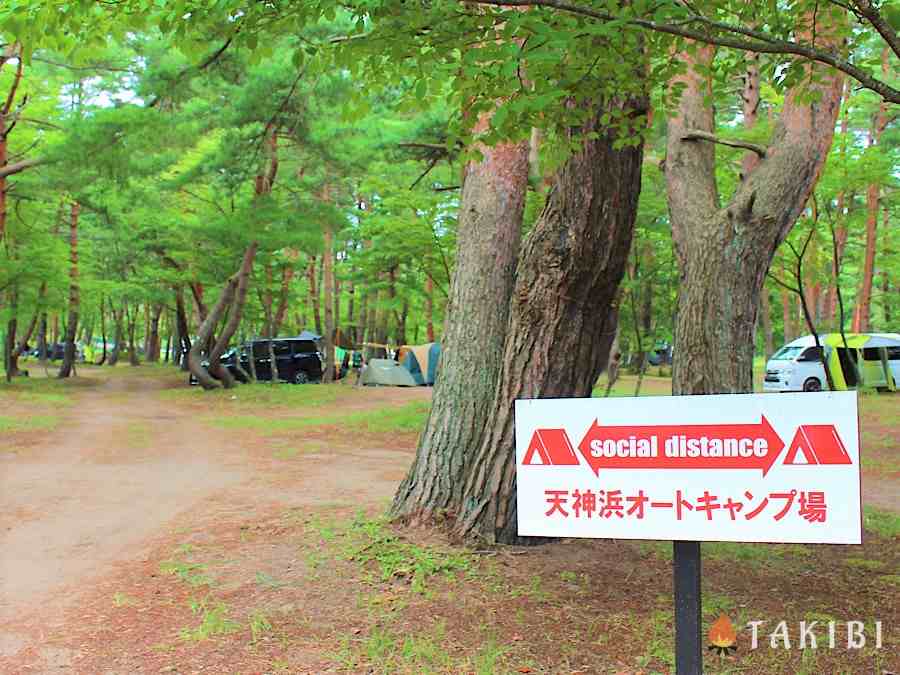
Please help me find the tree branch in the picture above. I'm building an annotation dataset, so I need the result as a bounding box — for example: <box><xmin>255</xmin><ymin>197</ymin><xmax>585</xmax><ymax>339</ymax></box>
<box><xmin>681</xmin><ymin>129</ymin><xmax>767</xmax><ymax>157</ymax></box>
<box><xmin>0</xmin><ymin>157</ymin><xmax>47</xmax><ymax>179</ymax></box>
<box><xmin>851</xmin><ymin>0</ymin><xmax>900</xmax><ymax>60</ymax></box>
<box><xmin>467</xmin><ymin>0</ymin><xmax>900</xmax><ymax>104</ymax></box>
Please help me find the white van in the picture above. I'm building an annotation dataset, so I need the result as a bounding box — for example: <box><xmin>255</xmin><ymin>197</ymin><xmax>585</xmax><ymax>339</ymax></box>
<box><xmin>763</xmin><ymin>333</ymin><xmax>900</xmax><ymax>392</ymax></box>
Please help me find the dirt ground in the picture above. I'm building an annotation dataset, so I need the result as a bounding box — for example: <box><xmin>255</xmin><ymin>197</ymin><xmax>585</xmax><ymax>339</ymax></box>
<box><xmin>0</xmin><ymin>366</ymin><xmax>897</xmax><ymax>674</ymax></box>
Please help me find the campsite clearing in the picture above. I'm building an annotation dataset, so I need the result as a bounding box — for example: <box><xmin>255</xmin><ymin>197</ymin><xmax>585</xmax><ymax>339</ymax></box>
<box><xmin>0</xmin><ymin>366</ymin><xmax>897</xmax><ymax>674</ymax></box>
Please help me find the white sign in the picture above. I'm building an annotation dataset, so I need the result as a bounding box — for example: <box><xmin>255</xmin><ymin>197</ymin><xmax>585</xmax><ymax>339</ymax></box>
<box><xmin>515</xmin><ymin>392</ymin><xmax>861</xmax><ymax>544</ymax></box>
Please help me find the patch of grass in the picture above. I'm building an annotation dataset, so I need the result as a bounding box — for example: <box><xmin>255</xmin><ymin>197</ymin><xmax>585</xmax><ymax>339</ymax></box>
<box><xmin>162</xmin><ymin>381</ymin><xmax>342</xmax><ymax>408</ymax></box>
<box><xmin>705</xmin><ymin>541</ymin><xmax>811</xmax><ymax>566</ymax></box>
<box><xmin>248</xmin><ymin>610</ymin><xmax>273</xmax><ymax>644</ymax></box>
<box><xmin>844</xmin><ymin>557</ymin><xmax>886</xmax><ymax>572</ymax></box>
<box><xmin>212</xmin><ymin>401</ymin><xmax>432</xmax><ymax>436</ymax></box>
<box><xmin>255</xmin><ymin>571</ymin><xmax>289</xmax><ymax>589</ymax></box>
<box><xmin>336</xmin><ymin>515</ymin><xmax>471</xmax><ymax>593</ymax></box>
<box><xmin>179</xmin><ymin>599</ymin><xmax>240</xmax><ymax>641</ymax></box>
<box><xmin>125</xmin><ymin>420</ymin><xmax>152</xmax><ymax>449</ymax></box>
<box><xmin>863</xmin><ymin>507</ymin><xmax>900</xmax><ymax>538</ymax></box>
<box><xmin>0</xmin><ymin>414</ymin><xmax>59</xmax><ymax>433</ymax></box>
<box><xmin>592</xmin><ymin>373</ymin><xmax>673</xmax><ymax>398</ymax></box>
<box><xmin>112</xmin><ymin>592</ymin><xmax>137</xmax><ymax>607</ymax></box>
<box><xmin>470</xmin><ymin>638</ymin><xmax>508</xmax><ymax>675</ymax></box>
<box><xmin>159</xmin><ymin>559</ymin><xmax>213</xmax><ymax>587</ymax></box>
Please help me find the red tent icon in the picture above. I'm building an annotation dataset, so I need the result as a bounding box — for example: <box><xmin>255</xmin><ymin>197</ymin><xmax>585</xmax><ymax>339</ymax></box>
<box><xmin>784</xmin><ymin>425</ymin><xmax>852</xmax><ymax>466</ymax></box>
<box><xmin>523</xmin><ymin>429</ymin><xmax>580</xmax><ymax>466</ymax></box>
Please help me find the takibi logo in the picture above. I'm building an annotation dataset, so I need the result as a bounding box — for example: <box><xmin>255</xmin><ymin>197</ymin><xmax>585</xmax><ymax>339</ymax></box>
<box><xmin>707</xmin><ymin>614</ymin><xmax>738</xmax><ymax>655</ymax></box>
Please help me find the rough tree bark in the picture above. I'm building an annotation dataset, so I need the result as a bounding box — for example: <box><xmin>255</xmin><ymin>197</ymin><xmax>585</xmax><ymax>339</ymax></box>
<box><xmin>391</xmin><ymin>109</ymin><xmax>531</xmax><ymax>522</ymax></box>
<box><xmin>454</xmin><ymin>94</ymin><xmax>645</xmax><ymax>544</ymax></box>
<box><xmin>58</xmin><ymin>203</ymin><xmax>80</xmax><ymax>378</ymax></box>
<box><xmin>665</xmin><ymin>34</ymin><xmax>843</xmax><ymax>395</ymax></box>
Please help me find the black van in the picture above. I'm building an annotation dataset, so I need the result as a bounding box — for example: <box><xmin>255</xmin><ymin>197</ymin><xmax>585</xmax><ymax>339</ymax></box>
<box><xmin>190</xmin><ymin>333</ymin><xmax>323</xmax><ymax>385</ymax></box>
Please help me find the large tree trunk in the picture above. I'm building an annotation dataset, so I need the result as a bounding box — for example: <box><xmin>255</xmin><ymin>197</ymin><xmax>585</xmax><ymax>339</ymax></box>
<box><xmin>392</xmin><ymin>113</ymin><xmax>530</xmax><ymax>522</ymax></box>
<box><xmin>665</xmin><ymin>37</ymin><xmax>843</xmax><ymax>395</ymax></box>
<box><xmin>58</xmin><ymin>203</ymin><xmax>80</xmax><ymax>378</ymax></box>
<box><xmin>322</xmin><ymin>228</ymin><xmax>336</xmax><ymax>382</ymax></box>
<box><xmin>454</xmin><ymin>94</ymin><xmax>645</xmax><ymax>544</ymax></box>
<box><xmin>208</xmin><ymin>243</ymin><xmax>258</xmax><ymax>388</ymax></box>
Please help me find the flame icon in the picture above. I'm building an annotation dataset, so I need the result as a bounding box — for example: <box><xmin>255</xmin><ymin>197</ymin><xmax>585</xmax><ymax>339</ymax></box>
<box><xmin>707</xmin><ymin>613</ymin><xmax>737</xmax><ymax>655</ymax></box>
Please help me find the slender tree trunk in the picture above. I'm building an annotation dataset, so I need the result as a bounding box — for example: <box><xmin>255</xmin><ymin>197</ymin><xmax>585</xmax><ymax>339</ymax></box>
<box><xmin>322</xmin><ymin>228</ymin><xmax>336</xmax><ymax>382</ymax></box>
<box><xmin>108</xmin><ymin>306</ymin><xmax>123</xmax><ymax>366</ymax></box>
<box><xmin>58</xmin><ymin>202</ymin><xmax>80</xmax><ymax>378</ymax></box>
<box><xmin>273</xmin><ymin>265</ymin><xmax>293</xmax><ymax>335</ymax></box>
<box><xmin>824</xmin><ymin>82</ymin><xmax>850</xmax><ymax>325</ymax></box>
<box><xmin>189</xmin><ymin>276</ymin><xmax>239</xmax><ymax>390</ymax></box>
<box><xmin>97</xmin><ymin>296</ymin><xmax>108</xmax><ymax>365</ymax></box>
<box><xmin>36</xmin><ymin>312</ymin><xmax>47</xmax><ymax>363</ymax></box>
<box><xmin>454</xmin><ymin>93</ymin><xmax>645</xmax><ymax>544</ymax></box>
<box><xmin>307</xmin><ymin>255</ymin><xmax>322</xmax><ymax>336</ymax></box>
<box><xmin>852</xmin><ymin>49</ymin><xmax>889</xmax><ymax>333</ymax></box>
<box><xmin>334</xmin><ymin>276</ymin><xmax>342</xmax><ymax>345</ymax></box>
<box><xmin>425</xmin><ymin>275</ymin><xmax>435</xmax><ymax>342</ymax></box>
<box><xmin>174</xmin><ymin>287</ymin><xmax>192</xmax><ymax>370</ymax></box>
<box><xmin>208</xmin><ymin>243</ymin><xmax>258</xmax><ymax>388</ymax></box>
<box><xmin>665</xmin><ymin>33</ymin><xmax>843</xmax><ymax>395</ymax></box>
<box><xmin>358</xmin><ymin>289</ymin><xmax>369</xmax><ymax>347</ymax></box>
<box><xmin>391</xmin><ymin>109</ymin><xmax>531</xmax><ymax>523</ymax></box>
<box><xmin>346</xmin><ymin>277</ymin><xmax>356</xmax><ymax>344</ymax></box>
<box><xmin>190</xmin><ymin>282</ymin><xmax>208</xmax><ymax>323</ymax></box>
<box><xmin>4</xmin><ymin>288</ymin><xmax>17</xmax><ymax>381</ymax></box>
<box><xmin>126</xmin><ymin>304</ymin><xmax>140</xmax><ymax>366</ymax></box>
<box><xmin>147</xmin><ymin>303</ymin><xmax>163</xmax><ymax>362</ymax></box>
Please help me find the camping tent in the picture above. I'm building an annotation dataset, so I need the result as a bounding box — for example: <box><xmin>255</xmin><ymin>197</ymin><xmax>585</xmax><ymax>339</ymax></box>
<box><xmin>398</xmin><ymin>342</ymin><xmax>441</xmax><ymax>385</ymax></box>
<box><xmin>360</xmin><ymin>358</ymin><xmax>418</xmax><ymax>386</ymax></box>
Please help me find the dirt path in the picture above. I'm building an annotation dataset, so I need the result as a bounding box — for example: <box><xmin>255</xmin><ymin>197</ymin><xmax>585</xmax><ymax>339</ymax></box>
<box><xmin>0</xmin><ymin>371</ymin><xmax>422</xmax><ymax>671</ymax></box>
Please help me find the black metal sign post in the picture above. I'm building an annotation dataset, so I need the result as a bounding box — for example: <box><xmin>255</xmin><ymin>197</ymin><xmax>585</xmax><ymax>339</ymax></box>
<box><xmin>673</xmin><ymin>540</ymin><xmax>702</xmax><ymax>674</ymax></box>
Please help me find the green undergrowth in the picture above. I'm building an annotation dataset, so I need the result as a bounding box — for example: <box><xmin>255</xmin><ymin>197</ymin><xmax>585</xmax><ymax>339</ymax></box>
<box><xmin>211</xmin><ymin>400</ymin><xmax>431</xmax><ymax>436</ymax></box>
<box><xmin>300</xmin><ymin>512</ymin><xmax>471</xmax><ymax>593</ymax></box>
<box><xmin>162</xmin><ymin>380</ymin><xmax>344</xmax><ymax>408</ymax></box>
<box><xmin>0</xmin><ymin>414</ymin><xmax>60</xmax><ymax>434</ymax></box>
<box><xmin>863</xmin><ymin>507</ymin><xmax>900</xmax><ymax>539</ymax></box>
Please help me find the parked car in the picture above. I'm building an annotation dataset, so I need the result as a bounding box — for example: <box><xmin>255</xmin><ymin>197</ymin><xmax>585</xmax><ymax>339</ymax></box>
<box><xmin>189</xmin><ymin>333</ymin><xmax>324</xmax><ymax>385</ymax></box>
<box><xmin>763</xmin><ymin>333</ymin><xmax>900</xmax><ymax>392</ymax></box>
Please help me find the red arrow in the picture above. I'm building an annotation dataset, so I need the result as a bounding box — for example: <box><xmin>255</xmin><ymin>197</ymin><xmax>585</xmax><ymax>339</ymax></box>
<box><xmin>576</xmin><ymin>416</ymin><xmax>784</xmax><ymax>476</ymax></box>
